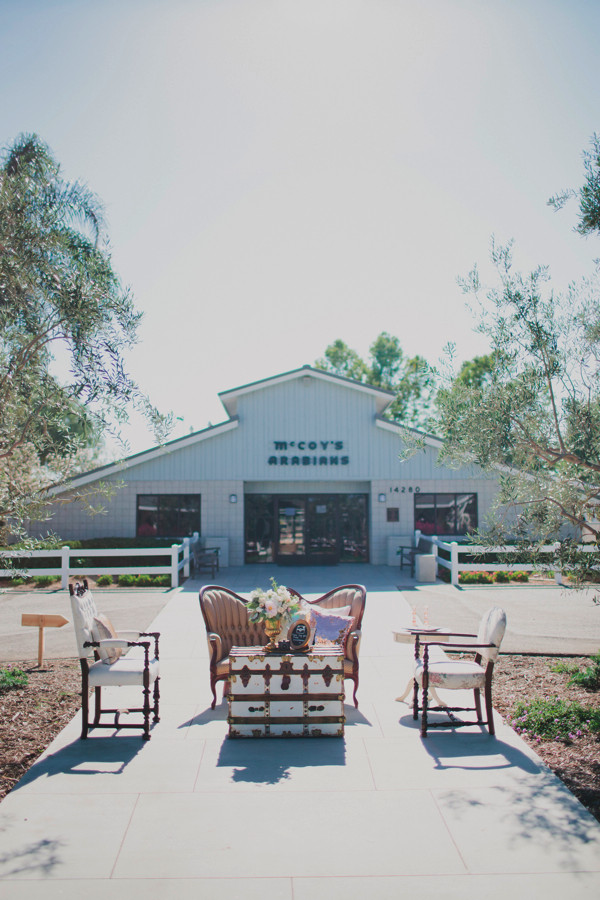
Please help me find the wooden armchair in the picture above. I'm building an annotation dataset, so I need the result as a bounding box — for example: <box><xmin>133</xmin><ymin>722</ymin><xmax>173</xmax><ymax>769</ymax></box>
<box><xmin>412</xmin><ymin>606</ymin><xmax>506</xmax><ymax>737</ymax></box>
<box><xmin>69</xmin><ymin>579</ymin><xmax>160</xmax><ymax>740</ymax></box>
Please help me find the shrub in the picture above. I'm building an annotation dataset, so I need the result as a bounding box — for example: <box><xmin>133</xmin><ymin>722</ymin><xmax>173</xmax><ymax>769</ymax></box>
<box><xmin>8</xmin><ymin>577</ymin><xmax>25</xmax><ymax>586</ymax></box>
<box><xmin>152</xmin><ymin>575</ymin><xmax>170</xmax><ymax>587</ymax></box>
<box><xmin>511</xmin><ymin>571</ymin><xmax>529</xmax><ymax>582</ymax></box>
<box><xmin>96</xmin><ymin>575</ymin><xmax>113</xmax><ymax>586</ymax></box>
<box><xmin>568</xmin><ymin>651</ymin><xmax>600</xmax><ymax>691</ymax></box>
<box><xmin>135</xmin><ymin>575</ymin><xmax>153</xmax><ymax>587</ymax></box>
<box><xmin>550</xmin><ymin>660</ymin><xmax>580</xmax><ymax>675</ymax></box>
<box><xmin>493</xmin><ymin>570</ymin><xmax>510</xmax><ymax>583</ymax></box>
<box><xmin>508</xmin><ymin>696</ymin><xmax>600</xmax><ymax>741</ymax></box>
<box><xmin>118</xmin><ymin>574</ymin><xmax>136</xmax><ymax>586</ymax></box>
<box><xmin>33</xmin><ymin>575</ymin><xmax>54</xmax><ymax>587</ymax></box>
<box><xmin>0</xmin><ymin>667</ymin><xmax>28</xmax><ymax>692</ymax></box>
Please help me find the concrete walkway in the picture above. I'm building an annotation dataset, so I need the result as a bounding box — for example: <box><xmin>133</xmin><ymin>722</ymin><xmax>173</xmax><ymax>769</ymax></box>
<box><xmin>1</xmin><ymin>565</ymin><xmax>600</xmax><ymax>897</ymax></box>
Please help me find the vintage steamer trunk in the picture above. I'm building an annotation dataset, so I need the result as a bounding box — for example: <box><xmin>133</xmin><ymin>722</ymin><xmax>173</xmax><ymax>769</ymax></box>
<box><xmin>228</xmin><ymin>646</ymin><xmax>345</xmax><ymax>737</ymax></box>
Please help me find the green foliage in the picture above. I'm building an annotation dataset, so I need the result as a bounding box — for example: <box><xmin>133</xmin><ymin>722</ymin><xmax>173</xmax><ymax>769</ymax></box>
<box><xmin>568</xmin><ymin>652</ymin><xmax>600</xmax><ymax>691</ymax></box>
<box><xmin>549</xmin><ymin>660</ymin><xmax>580</xmax><ymax>675</ymax></box>
<box><xmin>117</xmin><ymin>574</ymin><xmax>136</xmax><ymax>586</ymax></box>
<box><xmin>135</xmin><ymin>574</ymin><xmax>153</xmax><ymax>587</ymax></box>
<box><xmin>33</xmin><ymin>575</ymin><xmax>54</xmax><ymax>587</ymax></box>
<box><xmin>0</xmin><ymin>666</ymin><xmax>28</xmax><ymax>691</ymax></box>
<box><xmin>315</xmin><ymin>332</ymin><xmax>439</xmax><ymax>430</ymax></box>
<box><xmin>96</xmin><ymin>575</ymin><xmax>113</xmax><ymax>586</ymax></box>
<box><xmin>549</xmin><ymin>132</ymin><xmax>600</xmax><ymax>236</ymax></box>
<box><xmin>511</xmin><ymin>571</ymin><xmax>529</xmax><ymax>582</ymax></box>
<box><xmin>508</xmin><ymin>696</ymin><xmax>600</xmax><ymax>742</ymax></box>
<box><xmin>0</xmin><ymin>133</ymin><xmax>171</xmax><ymax>548</ymax></box>
<box><xmin>493</xmin><ymin>570</ymin><xmax>510</xmax><ymax>583</ymax></box>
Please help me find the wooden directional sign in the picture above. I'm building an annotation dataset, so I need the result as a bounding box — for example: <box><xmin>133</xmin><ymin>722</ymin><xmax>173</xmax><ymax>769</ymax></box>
<box><xmin>21</xmin><ymin>613</ymin><xmax>69</xmax><ymax>667</ymax></box>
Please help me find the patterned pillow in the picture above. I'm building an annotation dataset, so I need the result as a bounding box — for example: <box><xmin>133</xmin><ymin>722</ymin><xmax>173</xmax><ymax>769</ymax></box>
<box><xmin>92</xmin><ymin>614</ymin><xmax>122</xmax><ymax>664</ymax></box>
<box><xmin>309</xmin><ymin>605</ymin><xmax>354</xmax><ymax>650</ymax></box>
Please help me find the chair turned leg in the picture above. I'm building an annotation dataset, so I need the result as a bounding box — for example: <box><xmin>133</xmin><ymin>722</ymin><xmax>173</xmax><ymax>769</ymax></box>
<box><xmin>474</xmin><ymin>687</ymin><xmax>482</xmax><ymax>722</ymax></box>
<box><xmin>93</xmin><ymin>687</ymin><xmax>102</xmax><ymax>726</ymax></box>
<box><xmin>81</xmin><ymin>688</ymin><xmax>89</xmax><ymax>740</ymax></box>
<box><xmin>421</xmin><ymin>672</ymin><xmax>429</xmax><ymax>738</ymax></box>
<box><xmin>80</xmin><ymin>661</ymin><xmax>89</xmax><ymax>739</ymax></box>
<box><xmin>210</xmin><ymin>679</ymin><xmax>217</xmax><ymax>710</ymax></box>
<box><xmin>153</xmin><ymin>677</ymin><xmax>161</xmax><ymax>723</ymax></box>
<box><xmin>352</xmin><ymin>678</ymin><xmax>358</xmax><ymax>709</ymax></box>
<box><xmin>412</xmin><ymin>678</ymin><xmax>419</xmax><ymax>720</ymax></box>
<box><xmin>485</xmin><ymin>681</ymin><xmax>495</xmax><ymax>736</ymax></box>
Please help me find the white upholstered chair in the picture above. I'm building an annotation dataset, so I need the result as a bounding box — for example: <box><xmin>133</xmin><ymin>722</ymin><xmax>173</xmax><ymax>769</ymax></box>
<box><xmin>69</xmin><ymin>579</ymin><xmax>160</xmax><ymax>740</ymax></box>
<box><xmin>412</xmin><ymin>606</ymin><xmax>507</xmax><ymax>737</ymax></box>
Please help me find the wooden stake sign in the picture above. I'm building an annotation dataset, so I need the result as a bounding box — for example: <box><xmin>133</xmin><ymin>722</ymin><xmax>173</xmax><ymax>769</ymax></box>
<box><xmin>21</xmin><ymin>613</ymin><xmax>69</xmax><ymax>667</ymax></box>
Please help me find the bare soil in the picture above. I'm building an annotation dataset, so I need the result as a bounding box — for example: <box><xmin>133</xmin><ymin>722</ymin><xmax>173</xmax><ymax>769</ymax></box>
<box><xmin>0</xmin><ymin>655</ymin><xmax>599</xmax><ymax>823</ymax></box>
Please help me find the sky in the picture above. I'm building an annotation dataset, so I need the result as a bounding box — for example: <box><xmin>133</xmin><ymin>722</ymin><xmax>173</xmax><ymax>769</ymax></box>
<box><xmin>1</xmin><ymin>0</ymin><xmax>600</xmax><ymax>454</ymax></box>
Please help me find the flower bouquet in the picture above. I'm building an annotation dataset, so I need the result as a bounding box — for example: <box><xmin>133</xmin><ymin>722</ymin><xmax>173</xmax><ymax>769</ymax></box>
<box><xmin>248</xmin><ymin>579</ymin><xmax>301</xmax><ymax>650</ymax></box>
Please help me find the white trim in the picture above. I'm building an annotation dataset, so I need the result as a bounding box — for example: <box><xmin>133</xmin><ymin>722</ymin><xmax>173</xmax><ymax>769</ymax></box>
<box><xmin>50</xmin><ymin>418</ymin><xmax>239</xmax><ymax>493</ymax></box>
<box><xmin>219</xmin><ymin>365</ymin><xmax>395</xmax><ymax>417</ymax></box>
<box><xmin>375</xmin><ymin>415</ymin><xmax>443</xmax><ymax>449</ymax></box>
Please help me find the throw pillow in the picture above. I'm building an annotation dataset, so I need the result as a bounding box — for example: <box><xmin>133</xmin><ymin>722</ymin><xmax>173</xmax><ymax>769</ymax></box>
<box><xmin>92</xmin><ymin>614</ymin><xmax>122</xmax><ymax>664</ymax></box>
<box><xmin>309</xmin><ymin>605</ymin><xmax>354</xmax><ymax>650</ymax></box>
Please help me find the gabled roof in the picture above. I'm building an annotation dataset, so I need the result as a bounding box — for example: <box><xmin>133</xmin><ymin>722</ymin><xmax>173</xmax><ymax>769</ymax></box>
<box><xmin>219</xmin><ymin>364</ymin><xmax>396</xmax><ymax>417</ymax></box>
<box><xmin>50</xmin><ymin>417</ymin><xmax>239</xmax><ymax>492</ymax></box>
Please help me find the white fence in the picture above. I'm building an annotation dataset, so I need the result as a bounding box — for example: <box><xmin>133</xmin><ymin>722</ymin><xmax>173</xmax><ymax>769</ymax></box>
<box><xmin>1</xmin><ymin>535</ymin><xmax>200</xmax><ymax>588</ymax></box>
<box><xmin>415</xmin><ymin>530</ymin><xmax>599</xmax><ymax>587</ymax></box>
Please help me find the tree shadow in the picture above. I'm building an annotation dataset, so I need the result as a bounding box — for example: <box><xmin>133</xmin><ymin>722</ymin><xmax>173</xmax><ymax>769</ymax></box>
<box><xmin>0</xmin><ymin>818</ymin><xmax>63</xmax><ymax>878</ymax></box>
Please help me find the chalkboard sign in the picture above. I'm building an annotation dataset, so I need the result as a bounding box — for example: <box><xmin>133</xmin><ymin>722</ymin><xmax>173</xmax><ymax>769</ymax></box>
<box><xmin>287</xmin><ymin>618</ymin><xmax>311</xmax><ymax>651</ymax></box>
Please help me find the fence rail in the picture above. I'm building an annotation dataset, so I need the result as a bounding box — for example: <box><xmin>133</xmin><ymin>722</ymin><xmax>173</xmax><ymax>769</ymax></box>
<box><xmin>1</xmin><ymin>535</ymin><xmax>200</xmax><ymax>588</ymax></box>
<box><xmin>415</xmin><ymin>531</ymin><xmax>599</xmax><ymax>586</ymax></box>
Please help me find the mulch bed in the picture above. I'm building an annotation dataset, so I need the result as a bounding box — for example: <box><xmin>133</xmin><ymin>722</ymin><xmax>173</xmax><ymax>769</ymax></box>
<box><xmin>0</xmin><ymin>655</ymin><xmax>599</xmax><ymax>823</ymax></box>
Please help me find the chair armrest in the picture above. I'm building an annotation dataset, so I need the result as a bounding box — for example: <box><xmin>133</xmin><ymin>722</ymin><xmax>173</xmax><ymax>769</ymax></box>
<box><xmin>207</xmin><ymin>632</ymin><xmax>224</xmax><ymax>662</ymax></box>
<box><xmin>411</xmin><ymin>630</ymin><xmax>477</xmax><ymax>638</ymax></box>
<box><xmin>422</xmin><ymin>641</ymin><xmax>495</xmax><ymax>650</ymax></box>
<box><xmin>345</xmin><ymin>629</ymin><xmax>361</xmax><ymax>660</ymax></box>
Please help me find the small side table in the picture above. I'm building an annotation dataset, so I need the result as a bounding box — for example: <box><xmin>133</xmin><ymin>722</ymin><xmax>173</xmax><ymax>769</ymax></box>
<box><xmin>392</xmin><ymin>628</ymin><xmax>451</xmax><ymax>706</ymax></box>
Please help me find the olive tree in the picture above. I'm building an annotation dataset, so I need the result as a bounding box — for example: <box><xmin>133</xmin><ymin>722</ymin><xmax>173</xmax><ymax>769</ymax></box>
<box><xmin>0</xmin><ymin>134</ymin><xmax>169</xmax><ymax>548</ymax></box>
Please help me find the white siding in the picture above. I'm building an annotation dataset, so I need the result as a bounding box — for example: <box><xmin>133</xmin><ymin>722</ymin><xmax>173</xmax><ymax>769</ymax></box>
<box><xmin>38</xmin><ymin>369</ymin><xmax>501</xmax><ymax>565</ymax></box>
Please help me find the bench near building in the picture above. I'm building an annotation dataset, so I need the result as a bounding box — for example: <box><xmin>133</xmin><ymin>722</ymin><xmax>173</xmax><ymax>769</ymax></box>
<box><xmin>35</xmin><ymin>365</ymin><xmax>500</xmax><ymax>567</ymax></box>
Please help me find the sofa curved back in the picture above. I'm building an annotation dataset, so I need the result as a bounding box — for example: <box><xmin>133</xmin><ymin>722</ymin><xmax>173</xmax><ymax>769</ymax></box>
<box><xmin>199</xmin><ymin>586</ymin><xmax>266</xmax><ymax>659</ymax></box>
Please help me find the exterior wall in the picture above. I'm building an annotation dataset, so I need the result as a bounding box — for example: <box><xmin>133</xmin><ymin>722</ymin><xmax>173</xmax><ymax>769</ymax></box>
<box><xmin>37</xmin><ymin>370</ymin><xmax>502</xmax><ymax>566</ymax></box>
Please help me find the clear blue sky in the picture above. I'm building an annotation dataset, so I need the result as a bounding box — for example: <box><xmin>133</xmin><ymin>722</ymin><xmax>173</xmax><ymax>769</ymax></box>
<box><xmin>1</xmin><ymin>0</ymin><xmax>599</xmax><ymax>453</ymax></box>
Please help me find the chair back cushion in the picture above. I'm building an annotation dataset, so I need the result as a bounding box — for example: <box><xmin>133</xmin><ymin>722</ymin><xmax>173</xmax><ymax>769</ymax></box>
<box><xmin>199</xmin><ymin>587</ymin><xmax>266</xmax><ymax>658</ymax></box>
<box><xmin>477</xmin><ymin>607</ymin><xmax>507</xmax><ymax>661</ymax></box>
<box><xmin>69</xmin><ymin>583</ymin><xmax>99</xmax><ymax>659</ymax></box>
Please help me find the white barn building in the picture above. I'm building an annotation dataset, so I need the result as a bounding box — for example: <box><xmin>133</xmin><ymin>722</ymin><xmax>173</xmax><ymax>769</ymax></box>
<box><xmin>40</xmin><ymin>366</ymin><xmax>500</xmax><ymax>566</ymax></box>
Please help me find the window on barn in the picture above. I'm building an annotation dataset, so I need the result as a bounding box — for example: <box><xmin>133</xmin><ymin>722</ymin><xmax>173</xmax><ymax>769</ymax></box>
<box><xmin>414</xmin><ymin>493</ymin><xmax>477</xmax><ymax>536</ymax></box>
<box><xmin>137</xmin><ymin>494</ymin><xmax>200</xmax><ymax>538</ymax></box>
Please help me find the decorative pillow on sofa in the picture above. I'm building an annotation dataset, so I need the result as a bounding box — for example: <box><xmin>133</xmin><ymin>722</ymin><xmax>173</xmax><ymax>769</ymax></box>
<box><xmin>92</xmin><ymin>614</ymin><xmax>122</xmax><ymax>664</ymax></box>
<box><xmin>309</xmin><ymin>605</ymin><xmax>354</xmax><ymax>650</ymax></box>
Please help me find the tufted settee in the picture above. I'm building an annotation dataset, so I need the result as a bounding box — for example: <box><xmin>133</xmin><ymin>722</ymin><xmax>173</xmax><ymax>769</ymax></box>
<box><xmin>199</xmin><ymin>584</ymin><xmax>366</xmax><ymax>709</ymax></box>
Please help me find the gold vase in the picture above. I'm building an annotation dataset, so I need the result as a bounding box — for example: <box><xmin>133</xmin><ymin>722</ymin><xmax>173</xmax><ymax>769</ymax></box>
<box><xmin>263</xmin><ymin>617</ymin><xmax>282</xmax><ymax>651</ymax></box>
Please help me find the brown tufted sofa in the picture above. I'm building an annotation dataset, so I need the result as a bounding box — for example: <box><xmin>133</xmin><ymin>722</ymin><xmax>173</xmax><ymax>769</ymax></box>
<box><xmin>199</xmin><ymin>584</ymin><xmax>366</xmax><ymax>709</ymax></box>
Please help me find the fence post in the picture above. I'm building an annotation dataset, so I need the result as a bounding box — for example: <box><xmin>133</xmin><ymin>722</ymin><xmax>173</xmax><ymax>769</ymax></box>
<box><xmin>450</xmin><ymin>541</ymin><xmax>459</xmax><ymax>586</ymax></box>
<box><xmin>414</xmin><ymin>528</ymin><xmax>422</xmax><ymax>547</ymax></box>
<box><xmin>171</xmin><ymin>544</ymin><xmax>179</xmax><ymax>587</ymax></box>
<box><xmin>553</xmin><ymin>541</ymin><xmax>563</xmax><ymax>584</ymax></box>
<box><xmin>183</xmin><ymin>537</ymin><xmax>190</xmax><ymax>577</ymax></box>
<box><xmin>431</xmin><ymin>537</ymin><xmax>439</xmax><ymax>560</ymax></box>
<box><xmin>61</xmin><ymin>546</ymin><xmax>70</xmax><ymax>589</ymax></box>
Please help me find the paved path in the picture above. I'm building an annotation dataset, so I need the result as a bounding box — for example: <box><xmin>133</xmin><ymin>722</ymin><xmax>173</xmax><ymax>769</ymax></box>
<box><xmin>1</xmin><ymin>565</ymin><xmax>599</xmax><ymax>897</ymax></box>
